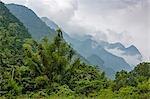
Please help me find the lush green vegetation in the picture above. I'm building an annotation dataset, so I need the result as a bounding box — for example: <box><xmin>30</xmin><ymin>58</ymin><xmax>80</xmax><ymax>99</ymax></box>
<box><xmin>1</xmin><ymin>31</ymin><xmax>149</xmax><ymax>98</ymax></box>
<box><xmin>0</xmin><ymin>2</ymin><xmax>150</xmax><ymax>99</ymax></box>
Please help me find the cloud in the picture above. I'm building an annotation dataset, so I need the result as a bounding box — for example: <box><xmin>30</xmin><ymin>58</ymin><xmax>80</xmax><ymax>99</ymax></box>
<box><xmin>25</xmin><ymin>0</ymin><xmax>78</xmax><ymax>29</ymax></box>
<box><xmin>105</xmin><ymin>29</ymin><xmax>134</xmax><ymax>45</ymax></box>
<box><xmin>2</xmin><ymin>0</ymin><xmax>28</xmax><ymax>5</ymax></box>
<box><xmin>2</xmin><ymin>0</ymin><xmax>78</xmax><ymax>25</ymax></box>
<box><xmin>105</xmin><ymin>47</ymin><xmax>142</xmax><ymax>68</ymax></box>
<box><xmin>1</xmin><ymin>0</ymin><xmax>150</xmax><ymax>61</ymax></box>
<box><xmin>72</xmin><ymin>0</ymin><xmax>149</xmax><ymax>61</ymax></box>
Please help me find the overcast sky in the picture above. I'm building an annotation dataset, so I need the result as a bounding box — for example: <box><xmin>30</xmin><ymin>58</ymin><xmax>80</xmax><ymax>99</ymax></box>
<box><xmin>2</xmin><ymin>0</ymin><xmax>150</xmax><ymax>61</ymax></box>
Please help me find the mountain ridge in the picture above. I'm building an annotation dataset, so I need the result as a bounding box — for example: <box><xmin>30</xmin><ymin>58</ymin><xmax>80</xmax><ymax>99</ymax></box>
<box><xmin>6</xmin><ymin>3</ymin><xmax>55</xmax><ymax>40</ymax></box>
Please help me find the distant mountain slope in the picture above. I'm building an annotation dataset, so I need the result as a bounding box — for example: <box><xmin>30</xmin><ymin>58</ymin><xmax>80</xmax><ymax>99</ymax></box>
<box><xmin>105</xmin><ymin>43</ymin><xmax>142</xmax><ymax>67</ymax></box>
<box><xmin>106</xmin><ymin>42</ymin><xmax>142</xmax><ymax>56</ymax></box>
<box><xmin>86</xmin><ymin>54</ymin><xmax>116</xmax><ymax>79</ymax></box>
<box><xmin>40</xmin><ymin>17</ymin><xmax>134</xmax><ymax>79</ymax></box>
<box><xmin>74</xmin><ymin>39</ymin><xmax>131</xmax><ymax>70</ymax></box>
<box><xmin>124</xmin><ymin>45</ymin><xmax>141</xmax><ymax>55</ymax></box>
<box><xmin>87</xmin><ymin>54</ymin><xmax>104</xmax><ymax>66</ymax></box>
<box><xmin>6</xmin><ymin>4</ymin><xmax>89</xmax><ymax>64</ymax></box>
<box><xmin>74</xmin><ymin>35</ymin><xmax>142</xmax><ymax>67</ymax></box>
<box><xmin>6</xmin><ymin>4</ymin><xmax>55</xmax><ymax>40</ymax></box>
<box><xmin>41</xmin><ymin>17</ymin><xmax>59</xmax><ymax>30</ymax></box>
<box><xmin>41</xmin><ymin>17</ymin><xmax>142</xmax><ymax>76</ymax></box>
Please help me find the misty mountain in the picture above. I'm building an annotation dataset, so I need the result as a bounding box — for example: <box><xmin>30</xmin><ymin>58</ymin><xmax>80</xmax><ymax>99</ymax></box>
<box><xmin>124</xmin><ymin>45</ymin><xmax>141</xmax><ymax>55</ymax></box>
<box><xmin>43</xmin><ymin>16</ymin><xmax>133</xmax><ymax>77</ymax></box>
<box><xmin>87</xmin><ymin>54</ymin><xmax>104</xmax><ymax>66</ymax></box>
<box><xmin>40</xmin><ymin>17</ymin><xmax>133</xmax><ymax>78</ymax></box>
<box><xmin>6</xmin><ymin>4</ymin><xmax>89</xmax><ymax>64</ymax></box>
<box><xmin>6</xmin><ymin>4</ymin><xmax>56</xmax><ymax>40</ymax></box>
<box><xmin>6</xmin><ymin>3</ymin><xmax>142</xmax><ymax>79</ymax></box>
<box><xmin>105</xmin><ymin>43</ymin><xmax>142</xmax><ymax>67</ymax></box>
<box><xmin>75</xmin><ymin>35</ymin><xmax>142</xmax><ymax>67</ymax></box>
<box><xmin>41</xmin><ymin>17</ymin><xmax>59</xmax><ymax>30</ymax></box>
<box><xmin>41</xmin><ymin>17</ymin><xmax>143</xmax><ymax>78</ymax></box>
<box><xmin>106</xmin><ymin>42</ymin><xmax>141</xmax><ymax>56</ymax></box>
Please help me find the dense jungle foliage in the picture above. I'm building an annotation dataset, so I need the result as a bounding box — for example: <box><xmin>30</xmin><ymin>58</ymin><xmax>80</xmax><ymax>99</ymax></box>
<box><xmin>0</xmin><ymin>2</ymin><xmax>150</xmax><ymax>99</ymax></box>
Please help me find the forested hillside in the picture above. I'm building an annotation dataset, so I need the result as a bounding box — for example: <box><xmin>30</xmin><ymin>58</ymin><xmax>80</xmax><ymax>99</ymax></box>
<box><xmin>0</xmin><ymin>2</ymin><xmax>31</xmax><ymax>68</ymax></box>
<box><xmin>0</xmin><ymin>2</ymin><xmax>150</xmax><ymax>99</ymax></box>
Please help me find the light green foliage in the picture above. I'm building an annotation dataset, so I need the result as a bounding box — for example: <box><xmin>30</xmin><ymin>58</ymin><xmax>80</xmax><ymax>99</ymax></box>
<box><xmin>112</xmin><ymin>62</ymin><xmax>150</xmax><ymax>98</ymax></box>
<box><xmin>0</xmin><ymin>2</ymin><xmax>31</xmax><ymax>97</ymax></box>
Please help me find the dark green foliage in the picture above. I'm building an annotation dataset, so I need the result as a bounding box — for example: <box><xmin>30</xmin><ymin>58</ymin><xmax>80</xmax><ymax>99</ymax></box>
<box><xmin>112</xmin><ymin>62</ymin><xmax>150</xmax><ymax>98</ymax></box>
<box><xmin>22</xmin><ymin>30</ymin><xmax>108</xmax><ymax>96</ymax></box>
<box><xmin>0</xmin><ymin>2</ymin><xmax>31</xmax><ymax>67</ymax></box>
<box><xmin>131</xmin><ymin>62</ymin><xmax>150</xmax><ymax>78</ymax></box>
<box><xmin>0</xmin><ymin>2</ymin><xmax>31</xmax><ymax>97</ymax></box>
